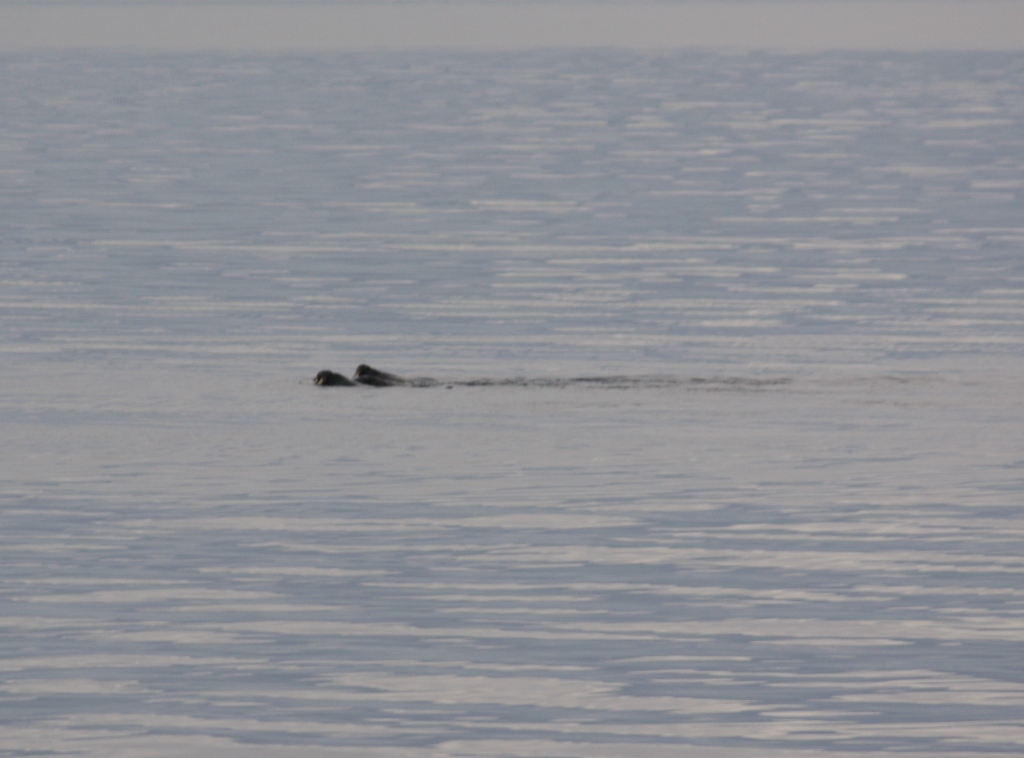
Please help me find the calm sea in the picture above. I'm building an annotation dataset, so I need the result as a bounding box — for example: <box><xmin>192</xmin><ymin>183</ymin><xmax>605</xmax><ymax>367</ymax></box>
<box><xmin>2</xmin><ymin>50</ymin><xmax>1024</xmax><ymax>756</ymax></box>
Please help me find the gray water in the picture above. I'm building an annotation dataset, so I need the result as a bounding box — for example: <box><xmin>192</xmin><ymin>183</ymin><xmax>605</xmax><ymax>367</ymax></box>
<box><xmin>2</xmin><ymin>51</ymin><xmax>1024</xmax><ymax>756</ymax></box>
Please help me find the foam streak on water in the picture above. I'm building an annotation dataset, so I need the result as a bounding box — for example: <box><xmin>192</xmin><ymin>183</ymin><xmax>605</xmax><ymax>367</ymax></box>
<box><xmin>2</xmin><ymin>51</ymin><xmax>1024</xmax><ymax>756</ymax></box>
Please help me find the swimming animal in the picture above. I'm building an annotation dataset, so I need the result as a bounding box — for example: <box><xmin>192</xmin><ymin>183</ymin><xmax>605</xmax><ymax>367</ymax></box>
<box><xmin>314</xmin><ymin>364</ymin><xmax>408</xmax><ymax>387</ymax></box>
<box><xmin>354</xmin><ymin>364</ymin><xmax>407</xmax><ymax>387</ymax></box>
<box><xmin>314</xmin><ymin>366</ymin><xmax>791</xmax><ymax>390</ymax></box>
<box><xmin>314</xmin><ymin>369</ymin><xmax>355</xmax><ymax>387</ymax></box>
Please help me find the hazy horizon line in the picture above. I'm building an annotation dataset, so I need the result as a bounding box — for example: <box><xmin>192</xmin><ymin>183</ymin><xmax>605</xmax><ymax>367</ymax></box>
<box><xmin>2</xmin><ymin>2</ymin><xmax>1023</xmax><ymax>52</ymax></box>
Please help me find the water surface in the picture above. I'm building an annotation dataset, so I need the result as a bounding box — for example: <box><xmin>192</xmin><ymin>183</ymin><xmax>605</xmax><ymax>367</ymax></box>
<box><xmin>2</xmin><ymin>50</ymin><xmax>1024</xmax><ymax>756</ymax></box>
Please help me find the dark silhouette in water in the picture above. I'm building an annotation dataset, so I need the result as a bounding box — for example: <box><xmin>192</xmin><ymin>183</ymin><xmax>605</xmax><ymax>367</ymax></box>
<box><xmin>313</xmin><ymin>364</ymin><xmax>409</xmax><ymax>387</ymax></box>
<box><xmin>314</xmin><ymin>370</ymin><xmax>355</xmax><ymax>387</ymax></box>
<box><xmin>354</xmin><ymin>364</ymin><xmax>408</xmax><ymax>387</ymax></box>
<box><xmin>314</xmin><ymin>365</ymin><xmax>791</xmax><ymax>391</ymax></box>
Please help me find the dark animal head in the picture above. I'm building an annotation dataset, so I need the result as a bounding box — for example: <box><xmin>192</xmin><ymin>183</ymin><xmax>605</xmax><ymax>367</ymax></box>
<box><xmin>315</xmin><ymin>370</ymin><xmax>352</xmax><ymax>386</ymax></box>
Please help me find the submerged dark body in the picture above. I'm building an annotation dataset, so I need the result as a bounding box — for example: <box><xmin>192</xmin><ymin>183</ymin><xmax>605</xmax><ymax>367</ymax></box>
<box><xmin>354</xmin><ymin>364</ymin><xmax>407</xmax><ymax>387</ymax></box>
<box><xmin>314</xmin><ymin>365</ymin><xmax>407</xmax><ymax>387</ymax></box>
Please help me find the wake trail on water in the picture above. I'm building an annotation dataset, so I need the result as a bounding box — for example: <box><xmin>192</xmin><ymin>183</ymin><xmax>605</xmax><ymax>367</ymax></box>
<box><xmin>314</xmin><ymin>366</ymin><xmax>793</xmax><ymax>390</ymax></box>
<box><xmin>437</xmin><ymin>375</ymin><xmax>793</xmax><ymax>390</ymax></box>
